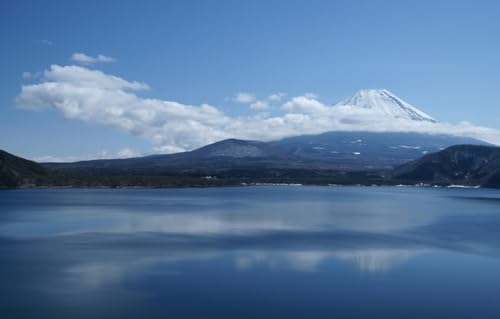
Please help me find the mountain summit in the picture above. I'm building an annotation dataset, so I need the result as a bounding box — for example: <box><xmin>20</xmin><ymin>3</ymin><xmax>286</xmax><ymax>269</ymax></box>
<box><xmin>335</xmin><ymin>89</ymin><xmax>436</xmax><ymax>123</ymax></box>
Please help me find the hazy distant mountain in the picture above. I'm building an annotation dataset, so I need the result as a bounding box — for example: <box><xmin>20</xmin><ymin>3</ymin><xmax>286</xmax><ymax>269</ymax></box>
<box><xmin>393</xmin><ymin>145</ymin><xmax>500</xmax><ymax>187</ymax></box>
<box><xmin>43</xmin><ymin>132</ymin><xmax>488</xmax><ymax>172</ymax></box>
<box><xmin>271</xmin><ymin>131</ymin><xmax>487</xmax><ymax>169</ymax></box>
<box><xmin>334</xmin><ymin>89</ymin><xmax>436</xmax><ymax>122</ymax></box>
<box><xmin>180</xmin><ymin>139</ymin><xmax>286</xmax><ymax>159</ymax></box>
<box><xmin>43</xmin><ymin>139</ymin><xmax>297</xmax><ymax>171</ymax></box>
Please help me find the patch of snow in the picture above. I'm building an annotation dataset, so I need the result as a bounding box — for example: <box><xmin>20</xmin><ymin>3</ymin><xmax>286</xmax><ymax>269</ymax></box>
<box><xmin>447</xmin><ymin>185</ymin><xmax>480</xmax><ymax>189</ymax></box>
<box><xmin>254</xmin><ymin>183</ymin><xmax>302</xmax><ymax>186</ymax></box>
<box><xmin>398</xmin><ymin>145</ymin><xmax>421</xmax><ymax>149</ymax></box>
<box><xmin>335</xmin><ymin>89</ymin><xmax>436</xmax><ymax>122</ymax></box>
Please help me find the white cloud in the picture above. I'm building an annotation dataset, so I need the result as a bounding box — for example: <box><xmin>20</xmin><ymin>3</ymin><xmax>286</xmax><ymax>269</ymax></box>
<box><xmin>268</xmin><ymin>92</ymin><xmax>286</xmax><ymax>102</ymax></box>
<box><xmin>232</xmin><ymin>92</ymin><xmax>256</xmax><ymax>103</ymax></box>
<box><xmin>281</xmin><ymin>95</ymin><xmax>328</xmax><ymax>114</ymax></box>
<box><xmin>21</xmin><ymin>71</ymin><xmax>32</xmax><ymax>79</ymax></box>
<box><xmin>232</xmin><ymin>92</ymin><xmax>285</xmax><ymax>110</ymax></box>
<box><xmin>22</xmin><ymin>71</ymin><xmax>43</xmax><ymax>80</ymax></box>
<box><xmin>33</xmin><ymin>147</ymin><xmax>140</xmax><ymax>163</ymax></box>
<box><xmin>17</xmin><ymin>65</ymin><xmax>230</xmax><ymax>153</ymax></box>
<box><xmin>250</xmin><ymin>100</ymin><xmax>268</xmax><ymax>110</ymax></box>
<box><xmin>43</xmin><ymin>64</ymin><xmax>148</xmax><ymax>91</ymax></box>
<box><xmin>71</xmin><ymin>52</ymin><xmax>116</xmax><ymax>65</ymax></box>
<box><xmin>304</xmin><ymin>92</ymin><xmax>318</xmax><ymax>99</ymax></box>
<box><xmin>116</xmin><ymin>147</ymin><xmax>139</xmax><ymax>158</ymax></box>
<box><xmin>16</xmin><ymin>63</ymin><xmax>500</xmax><ymax>155</ymax></box>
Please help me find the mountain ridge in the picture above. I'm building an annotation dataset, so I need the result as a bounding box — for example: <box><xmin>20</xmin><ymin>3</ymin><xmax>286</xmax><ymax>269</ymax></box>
<box><xmin>2</xmin><ymin>143</ymin><xmax>500</xmax><ymax>188</ymax></box>
<box><xmin>41</xmin><ymin>132</ymin><xmax>489</xmax><ymax>172</ymax></box>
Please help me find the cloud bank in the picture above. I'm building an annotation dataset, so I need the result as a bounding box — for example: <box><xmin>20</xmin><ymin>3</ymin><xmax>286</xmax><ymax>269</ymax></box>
<box><xmin>16</xmin><ymin>63</ymin><xmax>500</xmax><ymax>154</ymax></box>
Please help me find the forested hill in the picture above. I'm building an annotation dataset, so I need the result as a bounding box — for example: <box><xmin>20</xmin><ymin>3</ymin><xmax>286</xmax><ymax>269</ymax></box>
<box><xmin>392</xmin><ymin>145</ymin><xmax>500</xmax><ymax>187</ymax></box>
<box><xmin>0</xmin><ymin>150</ymin><xmax>48</xmax><ymax>187</ymax></box>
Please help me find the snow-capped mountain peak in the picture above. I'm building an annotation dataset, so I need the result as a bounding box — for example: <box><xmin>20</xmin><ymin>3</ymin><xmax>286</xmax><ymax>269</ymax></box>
<box><xmin>335</xmin><ymin>89</ymin><xmax>436</xmax><ymax>122</ymax></box>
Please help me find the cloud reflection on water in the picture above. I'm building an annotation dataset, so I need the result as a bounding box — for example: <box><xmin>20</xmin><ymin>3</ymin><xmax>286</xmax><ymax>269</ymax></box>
<box><xmin>1</xmin><ymin>187</ymin><xmax>500</xmax><ymax>295</ymax></box>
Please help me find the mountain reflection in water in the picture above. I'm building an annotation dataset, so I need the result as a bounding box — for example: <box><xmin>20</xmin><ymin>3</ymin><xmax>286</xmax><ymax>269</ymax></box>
<box><xmin>1</xmin><ymin>186</ymin><xmax>500</xmax><ymax>319</ymax></box>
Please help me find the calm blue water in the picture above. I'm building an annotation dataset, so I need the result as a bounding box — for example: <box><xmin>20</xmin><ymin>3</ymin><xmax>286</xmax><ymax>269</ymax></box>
<box><xmin>1</xmin><ymin>186</ymin><xmax>500</xmax><ymax>318</ymax></box>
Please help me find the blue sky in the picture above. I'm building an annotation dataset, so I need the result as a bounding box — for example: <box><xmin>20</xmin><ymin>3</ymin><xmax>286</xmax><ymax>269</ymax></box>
<box><xmin>1</xmin><ymin>0</ymin><xmax>500</xmax><ymax>160</ymax></box>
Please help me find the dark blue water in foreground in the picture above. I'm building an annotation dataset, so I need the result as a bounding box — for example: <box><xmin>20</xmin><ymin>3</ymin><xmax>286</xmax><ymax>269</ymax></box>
<box><xmin>1</xmin><ymin>186</ymin><xmax>500</xmax><ymax>318</ymax></box>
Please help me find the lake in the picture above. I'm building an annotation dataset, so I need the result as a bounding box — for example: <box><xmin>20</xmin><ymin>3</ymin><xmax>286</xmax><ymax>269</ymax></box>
<box><xmin>1</xmin><ymin>186</ymin><xmax>500</xmax><ymax>318</ymax></box>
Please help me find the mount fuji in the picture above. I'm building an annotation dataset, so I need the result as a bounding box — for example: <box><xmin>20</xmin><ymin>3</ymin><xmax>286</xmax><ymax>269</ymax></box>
<box><xmin>41</xmin><ymin>89</ymin><xmax>489</xmax><ymax>172</ymax></box>
<box><xmin>334</xmin><ymin>89</ymin><xmax>437</xmax><ymax>123</ymax></box>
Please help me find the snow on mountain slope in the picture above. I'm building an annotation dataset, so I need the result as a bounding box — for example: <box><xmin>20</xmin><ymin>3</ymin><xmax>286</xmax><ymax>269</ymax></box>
<box><xmin>335</xmin><ymin>89</ymin><xmax>436</xmax><ymax>123</ymax></box>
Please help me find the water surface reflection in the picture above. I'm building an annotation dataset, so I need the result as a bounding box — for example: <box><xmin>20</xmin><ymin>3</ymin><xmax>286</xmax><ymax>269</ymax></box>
<box><xmin>1</xmin><ymin>187</ymin><xmax>500</xmax><ymax>318</ymax></box>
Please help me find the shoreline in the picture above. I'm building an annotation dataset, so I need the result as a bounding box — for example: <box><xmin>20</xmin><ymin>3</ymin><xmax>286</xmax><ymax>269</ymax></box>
<box><xmin>0</xmin><ymin>182</ymin><xmax>489</xmax><ymax>190</ymax></box>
